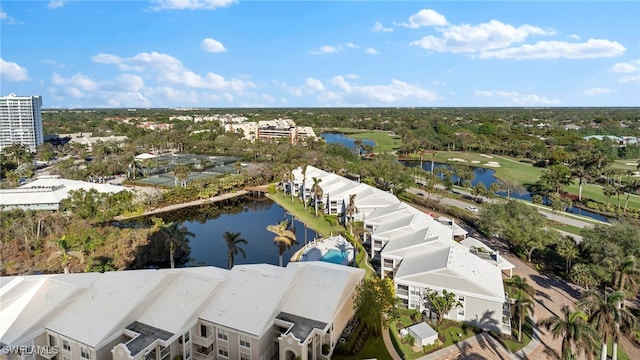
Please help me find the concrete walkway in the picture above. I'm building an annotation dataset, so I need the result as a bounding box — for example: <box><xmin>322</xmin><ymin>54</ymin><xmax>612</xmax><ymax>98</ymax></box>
<box><xmin>381</xmin><ymin>327</ymin><xmax>403</xmax><ymax>360</ymax></box>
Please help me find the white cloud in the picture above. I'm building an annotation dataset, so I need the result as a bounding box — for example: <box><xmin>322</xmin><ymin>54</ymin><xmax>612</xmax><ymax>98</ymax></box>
<box><xmin>475</xmin><ymin>90</ymin><xmax>561</xmax><ymax>105</ymax></box>
<box><xmin>310</xmin><ymin>45</ymin><xmax>338</xmax><ymax>55</ymax></box>
<box><xmin>92</xmin><ymin>51</ymin><xmax>253</xmax><ymax>91</ymax></box>
<box><xmin>309</xmin><ymin>43</ymin><xmax>359</xmax><ymax>55</ymax></box>
<box><xmin>568</xmin><ymin>34</ymin><xmax>581</xmax><ymax>40</ymax></box>
<box><xmin>151</xmin><ymin>0</ymin><xmax>236</xmax><ymax>10</ymax></box>
<box><xmin>583</xmin><ymin>88</ymin><xmax>612</xmax><ymax>96</ymax></box>
<box><xmin>0</xmin><ymin>58</ymin><xmax>29</xmax><ymax>81</ymax></box>
<box><xmin>52</xmin><ymin>73</ymin><xmax>99</xmax><ymax>93</ymax></box>
<box><xmin>366</xmin><ymin>48</ymin><xmax>379</xmax><ymax>55</ymax></box>
<box><xmin>372</xmin><ymin>21</ymin><xmax>393</xmax><ymax>32</ymax></box>
<box><xmin>398</xmin><ymin>9</ymin><xmax>448</xmax><ymax>28</ymax></box>
<box><xmin>411</xmin><ymin>20</ymin><xmax>553</xmax><ymax>53</ymax></box>
<box><xmin>345</xmin><ymin>73</ymin><xmax>359</xmax><ymax>79</ymax></box>
<box><xmin>611</xmin><ymin>60</ymin><xmax>640</xmax><ymax>73</ymax></box>
<box><xmin>201</xmin><ymin>38</ymin><xmax>227</xmax><ymax>53</ymax></box>
<box><xmin>0</xmin><ymin>11</ymin><xmax>19</xmax><ymax>25</ymax></box>
<box><xmin>48</xmin><ymin>1</ymin><xmax>65</xmax><ymax>9</ymax></box>
<box><xmin>619</xmin><ymin>75</ymin><xmax>640</xmax><ymax>83</ymax></box>
<box><xmin>331</xmin><ymin>76</ymin><xmax>352</xmax><ymax>92</ymax></box>
<box><xmin>478</xmin><ymin>39</ymin><xmax>626</xmax><ymax>59</ymax></box>
<box><xmin>305</xmin><ymin>78</ymin><xmax>325</xmax><ymax>93</ymax></box>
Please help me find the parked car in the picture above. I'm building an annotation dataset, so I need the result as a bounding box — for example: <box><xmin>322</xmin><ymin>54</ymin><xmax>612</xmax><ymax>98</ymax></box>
<box><xmin>465</xmin><ymin>205</ymin><xmax>479</xmax><ymax>213</ymax></box>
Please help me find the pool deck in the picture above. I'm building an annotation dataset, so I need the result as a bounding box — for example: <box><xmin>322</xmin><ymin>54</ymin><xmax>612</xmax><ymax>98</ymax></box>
<box><xmin>291</xmin><ymin>235</ymin><xmax>355</xmax><ymax>265</ymax></box>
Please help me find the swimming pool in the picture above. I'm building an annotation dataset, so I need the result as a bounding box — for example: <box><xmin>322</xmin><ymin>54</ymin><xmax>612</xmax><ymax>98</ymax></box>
<box><xmin>320</xmin><ymin>249</ymin><xmax>348</xmax><ymax>265</ymax></box>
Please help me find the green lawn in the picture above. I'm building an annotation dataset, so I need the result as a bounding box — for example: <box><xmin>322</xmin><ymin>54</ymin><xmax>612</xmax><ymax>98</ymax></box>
<box><xmin>498</xmin><ymin>317</ymin><xmax>533</xmax><ymax>353</ymax></box>
<box><xmin>433</xmin><ymin>151</ymin><xmax>640</xmax><ymax>210</ymax></box>
<box><xmin>548</xmin><ymin>223</ymin><xmax>584</xmax><ymax>235</ymax></box>
<box><xmin>320</xmin><ymin>127</ymin><xmax>402</xmax><ymax>153</ymax></box>
<box><xmin>268</xmin><ymin>192</ymin><xmax>344</xmax><ymax>237</ymax></box>
<box><xmin>332</xmin><ymin>334</ymin><xmax>393</xmax><ymax>360</ymax></box>
<box><xmin>607</xmin><ymin>339</ymin><xmax>630</xmax><ymax>360</ymax></box>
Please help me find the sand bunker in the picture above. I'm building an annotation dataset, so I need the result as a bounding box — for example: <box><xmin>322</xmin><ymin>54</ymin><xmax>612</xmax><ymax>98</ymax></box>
<box><xmin>471</xmin><ymin>160</ymin><xmax>480</xmax><ymax>164</ymax></box>
<box><xmin>485</xmin><ymin>161</ymin><xmax>501</xmax><ymax>167</ymax></box>
<box><xmin>448</xmin><ymin>158</ymin><xmax>467</xmax><ymax>162</ymax></box>
<box><xmin>480</xmin><ymin>154</ymin><xmax>494</xmax><ymax>159</ymax></box>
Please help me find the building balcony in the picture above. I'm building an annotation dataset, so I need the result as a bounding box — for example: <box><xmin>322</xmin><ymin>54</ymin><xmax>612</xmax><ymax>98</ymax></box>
<box><xmin>192</xmin><ymin>349</ymin><xmax>215</xmax><ymax>360</ymax></box>
<box><xmin>397</xmin><ymin>289</ymin><xmax>408</xmax><ymax>296</ymax></box>
<box><xmin>192</xmin><ymin>334</ymin><xmax>214</xmax><ymax>347</ymax></box>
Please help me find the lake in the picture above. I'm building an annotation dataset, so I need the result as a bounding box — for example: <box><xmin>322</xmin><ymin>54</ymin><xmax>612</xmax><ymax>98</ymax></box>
<box><xmin>404</xmin><ymin>160</ymin><xmax>610</xmax><ymax>222</ymax></box>
<box><xmin>321</xmin><ymin>132</ymin><xmax>375</xmax><ymax>150</ymax></box>
<box><xmin>157</xmin><ymin>199</ymin><xmax>318</xmax><ymax>268</ymax></box>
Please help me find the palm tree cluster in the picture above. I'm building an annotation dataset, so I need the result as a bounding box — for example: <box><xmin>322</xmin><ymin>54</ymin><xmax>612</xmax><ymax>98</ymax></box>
<box><xmin>538</xmin><ymin>289</ymin><xmax>637</xmax><ymax>360</ymax></box>
<box><xmin>505</xmin><ymin>275</ymin><xmax>536</xmax><ymax>343</ymax></box>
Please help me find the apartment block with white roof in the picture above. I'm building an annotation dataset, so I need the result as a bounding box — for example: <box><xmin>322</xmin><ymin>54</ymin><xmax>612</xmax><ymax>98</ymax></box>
<box><xmin>289</xmin><ymin>165</ymin><xmax>510</xmax><ymax>334</ymax></box>
<box><xmin>0</xmin><ymin>262</ymin><xmax>364</xmax><ymax>360</ymax></box>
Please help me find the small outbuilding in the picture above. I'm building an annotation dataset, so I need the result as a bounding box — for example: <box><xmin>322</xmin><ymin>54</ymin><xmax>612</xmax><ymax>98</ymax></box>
<box><xmin>407</xmin><ymin>322</ymin><xmax>438</xmax><ymax>347</ymax></box>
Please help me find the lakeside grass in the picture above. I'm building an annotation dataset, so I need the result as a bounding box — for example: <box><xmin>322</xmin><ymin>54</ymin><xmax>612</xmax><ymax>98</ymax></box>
<box><xmin>320</xmin><ymin>127</ymin><xmax>401</xmax><ymax>153</ymax></box>
<box><xmin>267</xmin><ymin>192</ymin><xmax>343</xmax><ymax>237</ymax></box>
<box><xmin>433</xmin><ymin>151</ymin><xmax>640</xmax><ymax>210</ymax></box>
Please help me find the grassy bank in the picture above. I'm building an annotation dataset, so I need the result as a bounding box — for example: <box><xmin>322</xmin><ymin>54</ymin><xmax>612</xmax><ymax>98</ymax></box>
<box><xmin>320</xmin><ymin>127</ymin><xmax>401</xmax><ymax>153</ymax></box>
<box><xmin>267</xmin><ymin>192</ymin><xmax>344</xmax><ymax>237</ymax></box>
<box><xmin>433</xmin><ymin>151</ymin><xmax>640</xmax><ymax>210</ymax></box>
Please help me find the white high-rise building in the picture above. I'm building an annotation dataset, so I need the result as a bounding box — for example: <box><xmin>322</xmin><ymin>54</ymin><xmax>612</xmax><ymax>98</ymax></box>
<box><xmin>0</xmin><ymin>93</ymin><xmax>44</xmax><ymax>153</ymax></box>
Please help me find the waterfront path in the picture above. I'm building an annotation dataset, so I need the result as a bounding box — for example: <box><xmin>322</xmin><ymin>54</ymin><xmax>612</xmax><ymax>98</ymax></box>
<box><xmin>114</xmin><ymin>190</ymin><xmax>248</xmax><ymax>220</ymax></box>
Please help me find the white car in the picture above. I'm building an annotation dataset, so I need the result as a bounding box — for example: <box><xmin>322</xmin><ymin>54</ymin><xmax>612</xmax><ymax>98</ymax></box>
<box><xmin>465</xmin><ymin>205</ymin><xmax>479</xmax><ymax>213</ymax></box>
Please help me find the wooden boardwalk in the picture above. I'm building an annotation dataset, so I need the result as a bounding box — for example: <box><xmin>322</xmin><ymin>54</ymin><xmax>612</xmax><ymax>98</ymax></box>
<box><xmin>115</xmin><ymin>190</ymin><xmax>249</xmax><ymax>220</ymax></box>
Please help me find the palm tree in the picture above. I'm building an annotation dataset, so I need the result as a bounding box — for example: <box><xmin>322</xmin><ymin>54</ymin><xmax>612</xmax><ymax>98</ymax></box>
<box><xmin>311</xmin><ymin>177</ymin><xmax>323</xmax><ymax>217</ymax></box>
<box><xmin>614</xmin><ymin>255</ymin><xmax>640</xmax><ymax>300</ymax></box>
<box><xmin>556</xmin><ymin>236</ymin><xmax>579</xmax><ymax>274</ymax></box>
<box><xmin>160</xmin><ymin>222</ymin><xmax>195</xmax><ymax>269</ymax></box>
<box><xmin>173</xmin><ymin>165</ymin><xmax>190</xmax><ymax>188</ymax></box>
<box><xmin>222</xmin><ymin>231</ymin><xmax>247</xmax><ymax>269</ymax></box>
<box><xmin>505</xmin><ymin>274</ymin><xmax>535</xmax><ymax>299</ymax></box>
<box><xmin>301</xmin><ymin>165</ymin><xmax>308</xmax><ymax>209</ymax></box>
<box><xmin>345</xmin><ymin>193</ymin><xmax>358</xmax><ymax>235</ymax></box>
<box><xmin>498</xmin><ymin>178</ymin><xmax>526</xmax><ymax>201</ymax></box>
<box><xmin>267</xmin><ymin>220</ymin><xmax>297</xmax><ymax>267</ymax></box>
<box><xmin>538</xmin><ymin>305</ymin><xmax>600</xmax><ymax>359</ymax></box>
<box><xmin>579</xmin><ymin>290</ymin><xmax>637</xmax><ymax>360</ymax></box>
<box><xmin>48</xmin><ymin>238</ymin><xmax>84</xmax><ymax>274</ymax></box>
<box><xmin>511</xmin><ymin>291</ymin><xmax>535</xmax><ymax>342</ymax></box>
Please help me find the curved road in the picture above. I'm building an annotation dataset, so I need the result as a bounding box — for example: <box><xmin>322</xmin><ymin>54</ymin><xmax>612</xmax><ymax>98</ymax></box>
<box><xmin>405</xmin><ymin>187</ymin><xmax>609</xmax><ymax>243</ymax></box>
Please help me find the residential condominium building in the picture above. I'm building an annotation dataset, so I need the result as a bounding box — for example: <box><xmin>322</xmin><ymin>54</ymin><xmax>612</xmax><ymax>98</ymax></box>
<box><xmin>287</xmin><ymin>166</ymin><xmax>512</xmax><ymax>334</ymax></box>
<box><xmin>0</xmin><ymin>93</ymin><xmax>44</xmax><ymax>153</ymax></box>
<box><xmin>0</xmin><ymin>261</ymin><xmax>364</xmax><ymax>360</ymax></box>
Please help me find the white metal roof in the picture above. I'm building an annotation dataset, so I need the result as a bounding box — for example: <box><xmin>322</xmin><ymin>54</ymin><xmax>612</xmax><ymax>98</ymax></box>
<box><xmin>199</xmin><ymin>264</ymin><xmax>292</xmax><ymax>337</ymax></box>
<box><xmin>46</xmin><ymin>270</ymin><xmax>165</xmax><ymax>348</ymax></box>
<box><xmin>137</xmin><ymin>268</ymin><xmax>228</xmax><ymax>334</ymax></box>
<box><xmin>0</xmin><ymin>273</ymin><xmax>100</xmax><ymax>347</ymax></box>
<box><xmin>280</xmin><ymin>262</ymin><xmax>364</xmax><ymax>324</ymax></box>
<box><xmin>394</xmin><ymin>245</ymin><xmax>505</xmax><ymax>302</ymax></box>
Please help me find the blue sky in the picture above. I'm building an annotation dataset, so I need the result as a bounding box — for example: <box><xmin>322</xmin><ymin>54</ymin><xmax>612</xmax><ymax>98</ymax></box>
<box><xmin>1</xmin><ymin>1</ymin><xmax>639</xmax><ymax>108</ymax></box>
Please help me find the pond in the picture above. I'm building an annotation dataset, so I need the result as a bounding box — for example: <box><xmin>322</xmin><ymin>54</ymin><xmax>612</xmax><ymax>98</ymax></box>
<box><xmin>156</xmin><ymin>199</ymin><xmax>318</xmax><ymax>268</ymax></box>
<box><xmin>404</xmin><ymin>160</ymin><xmax>610</xmax><ymax>222</ymax></box>
<box><xmin>321</xmin><ymin>132</ymin><xmax>375</xmax><ymax>150</ymax></box>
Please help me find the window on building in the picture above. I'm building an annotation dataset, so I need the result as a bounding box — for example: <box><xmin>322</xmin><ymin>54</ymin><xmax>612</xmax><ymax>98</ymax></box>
<box><xmin>80</xmin><ymin>347</ymin><xmax>90</xmax><ymax>359</ymax></box>
<box><xmin>457</xmin><ymin>296</ymin><xmax>465</xmax><ymax>316</ymax></box>
<box><xmin>200</xmin><ymin>325</ymin><xmax>209</xmax><ymax>338</ymax></box>
<box><xmin>217</xmin><ymin>329</ymin><xmax>228</xmax><ymax>341</ymax></box>
<box><xmin>49</xmin><ymin>335</ymin><xmax>57</xmax><ymax>347</ymax></box>
<box><xmin>240</xmin><ymin>353</ymin><xmax>250</xmax><ymax>360</ymax></box>
<box><xmin>383</xmin><ymin>259</ymin><xmax>394</xmax><ymax>267</ymax></box>
<box><xmin>184</xmin><ymin>331</ymin><xmax>190</xmax><ymax>343</ymax></box>
<box><xmin>62</xmin><ymin>340</ymin><xmax>70</xmax><ymax>352</ymax></box>
<box><xmin>217</xmin><ymin>346</ymin><xmax>229</xmax><ymax>358</ymax></box>
<box><xmin>239</xmin><ymin>335</ymin><xmax>250</xmax><ymax>348</ymax></box>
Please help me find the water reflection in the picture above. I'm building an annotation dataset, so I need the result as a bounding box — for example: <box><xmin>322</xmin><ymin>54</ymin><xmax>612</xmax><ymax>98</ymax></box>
<box><xmin>404</xmin><ymin>160</ymin><xmax>609</xmax><ymax>222</ymax></box>
<box><xmin>156</xmin><ymin>198</ymin><xmax>318</xmax><ymax>268</ymax></box>
<box><xmin>321</xmin><ymin>132</ymin><xmax>375</xmax><ymax>149</ymax></box>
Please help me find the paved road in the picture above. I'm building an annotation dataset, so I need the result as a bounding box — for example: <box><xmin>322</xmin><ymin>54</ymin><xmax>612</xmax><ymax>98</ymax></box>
<box><xmin>406</xmin><ymin>187</ymin><xmax>595</xmax><ymax>242</ymax></box>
